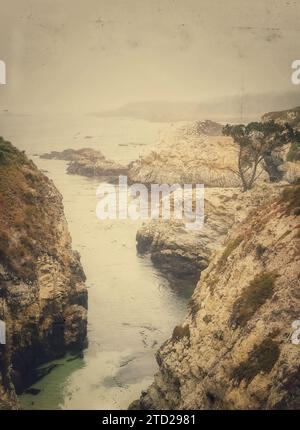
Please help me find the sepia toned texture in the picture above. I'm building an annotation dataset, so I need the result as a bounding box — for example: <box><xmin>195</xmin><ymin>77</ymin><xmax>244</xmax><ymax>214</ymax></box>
<box><xmin>1</xmin><ymin>0</ymin><xmax>300</xmax><ymax>117</ymax></box>
<box><xmin>0</xmin><ymin>140</ymin><xmax>87</xmax><ymax>409</ymax></box>
<box><xmin>132</xmin><ymin>186</ymin><xmax>300</xmax><ymax>409</ymax></box>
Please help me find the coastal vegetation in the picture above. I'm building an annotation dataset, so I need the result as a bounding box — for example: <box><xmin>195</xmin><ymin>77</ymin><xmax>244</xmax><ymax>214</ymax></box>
<box><xmin>223</xmin><ymin>121</ymin><xmax>300</xmax><ymax>191</ymax></box>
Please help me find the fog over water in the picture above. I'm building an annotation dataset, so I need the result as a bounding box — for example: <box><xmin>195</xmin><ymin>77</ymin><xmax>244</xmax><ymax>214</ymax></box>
<box><xmin>1</xmin><ymin>0</ymin><xmax>300</xmax><ymax>116</ymax></box>
<box><xmin>1</xmin><ymin>0</ymin><xmax>300</xmax><ymax>411</ymax></box>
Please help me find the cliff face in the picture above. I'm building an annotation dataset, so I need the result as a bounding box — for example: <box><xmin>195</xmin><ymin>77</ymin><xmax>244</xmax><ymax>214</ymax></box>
<box><xmin>136</xmin><ymin>186</ymin><xmax>280</xmax><ymax>280</ymax></box>
<box><xmin>133</xmin><ymin>186</ymin><xmax>300</xmax><ymax>410</ymax></box>
<box><xmin>134</xmin><ymin>114</ymin><xmax>300</xmax><ymax>279</ymax></box>
<box><xmin>0</xmin><ymin>138</ymin><xmax>87</xmax><ymax>409</ymax></box>
<box><xmin>128</xmin><ymin>122</ymin><xmax>246</xmax><ymax>188</ymax></box>
<box><xmin>129</xmin><ymin>117</ymin><xmax>300</xmax><ymax>189</ymax></box>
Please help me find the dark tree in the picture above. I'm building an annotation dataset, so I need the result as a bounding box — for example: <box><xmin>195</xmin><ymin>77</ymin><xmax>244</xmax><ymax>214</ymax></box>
<box><xmin>223</xmin><ymin>121</ymin><xmax>300</xmax><ymax>191</ymax></box>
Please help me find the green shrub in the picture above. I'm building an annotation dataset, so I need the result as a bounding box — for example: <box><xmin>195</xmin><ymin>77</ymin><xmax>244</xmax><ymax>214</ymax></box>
<box><xmin>0</xmin><ymin>137</ymin><xmax>26</xmax><ymax>165</ymax></box>
<box><xmin>287</xmin><ymin>141</ymin><xmax>300</xmax><ymax>162</ymax></box>
<box><xmin>230</xmin><ymin>272</ymin><xmax>276</xmax><ymax>328</ymax></box>
<box><xmin>221</xmin><ymin>236</ymin><xmax>243</xmax><ymax>263</ymax></box>
<box><xmin>172</xmin><ymin>325</ymin><xmax>190</xmax><ymax>341</ymax></box>
<box><xmin>232</xmin><ymin>338</ymin><xmax>280</xmax><ymax>386</ymax></box>
<box><xmin>0</xmin><ymin>140</ymin><xmax>58</xmax><ymax>282</ymax></box>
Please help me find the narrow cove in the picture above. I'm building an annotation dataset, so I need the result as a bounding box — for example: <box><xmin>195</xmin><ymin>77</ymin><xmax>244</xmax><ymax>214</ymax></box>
<box><xmin>19</xmin><ymin>157</ymin><xmax>195</xmax><ymax>409</ymax></box>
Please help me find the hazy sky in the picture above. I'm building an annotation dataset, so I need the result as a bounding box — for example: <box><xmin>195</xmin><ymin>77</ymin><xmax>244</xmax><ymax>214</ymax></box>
<box><xmin>0</xmin><ymin>0</ymin><xmax>300</xmax><ymax>113</ymax></box>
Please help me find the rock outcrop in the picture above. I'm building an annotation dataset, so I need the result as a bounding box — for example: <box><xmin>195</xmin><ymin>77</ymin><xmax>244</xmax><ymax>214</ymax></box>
<box><xmin>40</xmin><ymin>147</ymin><xmax>103</xmax><ymax>161</ymax></box>
<box><xmin>41</xmin><ymin>148</ymin><xmax>128</xmax><ymax>181</ymax></box>
<box><xmin>136</xmin><ymin>185</ymin><xmax>281</xmax><ymax>280</ymax></box>
<box><xmin>67</xmin><ymin>157</ymin><xmax>127</xmax><ymax>180</ymax></box>
<box><xmin>128</xmin><ymin>122</ymin><xmax>242</xmax><ymax>187</ymax></box>
<box><xmin>134</xmin><ymin>114</ymin><xmax>300</xmax><ymax>279</ymax></box>
<box><xmin>132</xmin><ymin>186</ymin><xmax>300</xmax><ymax>410</ymax></box>
<box><xmin>0</xmin><ymin>138</ymin><xmax>87</xmax><ymax>409</ymax></box>
<box><xmin>262</xmin><ymin>106</ymin><xmax>300</xmax><ymax>130</ymax></box>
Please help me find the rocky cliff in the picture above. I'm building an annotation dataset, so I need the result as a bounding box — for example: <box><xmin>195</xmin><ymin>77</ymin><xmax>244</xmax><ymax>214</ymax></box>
<box><xmin>136</xmin><ymin>185</ymin><xmax>281</xmax><ymax>280</ymax></box>
<box><xmin>128</xmin><ymin>121</ymin><xmax>244</xmax><ymax>188</ymax></box>
<box><xmin>132</xmin><ymin>185</ymin><xmax>300</xmax><ymax>410</ymax></box>
<box><xmin>0</xmin><ymin>138</ymin><xmax>87</xmax><ymax>409</ymax></box>
<box><xmin>129</xmin><ymin>117</ymin><xmax>300</xmax><ymax>189</ymax></box>
<box><xmin>135</xmin><ymin>114</ymin><xmax>300</xmax><ymax>279</ymax></box>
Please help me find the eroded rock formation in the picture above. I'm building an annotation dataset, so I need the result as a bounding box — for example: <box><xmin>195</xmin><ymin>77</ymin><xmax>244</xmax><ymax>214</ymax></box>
<box><xmin>0</xmin><ymin>138</ymin><xmax>87</xmax><ymax>409</ymax></box>
<box><xmin>132</xmin><ymin>186</ymin><xmax>300</xmax><ymax>410</ymax></box>
<box><xmin>136</xmin><ymin>186</ymin><xmax>281</xmax><ymax>280</ymax></box>
<box><xmin>128</xmin><ymin>122</ymin><xmax>243</xmax><ymax>187</ymax></box>
<box><xmin>41</xmin><ymin>147</ymin><xmax>128</xmax><ymax>181</ymax></box>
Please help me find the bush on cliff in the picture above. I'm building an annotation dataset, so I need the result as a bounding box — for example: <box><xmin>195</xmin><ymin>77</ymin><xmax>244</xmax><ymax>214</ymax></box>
<box><xmin>0</xmin><ymin>140</ymin><xmax>62</xmax><ymax>281</ymax></box>
<box><xmin>223</xmin><ymin>121</ymin><xmax>300</xmax><ymax>191</ymax></box>
<box><xmin>230</xmin><ymin>272</ymin><xmax>277</xmax><ymax>328</ymax></box>
<box><xmin>232</xmin><ymin>338</ymin><xmax>280</xmax><ymax>386</ymax></box>
<box><xmin>0</xmin><ymin>137</ymin><xmax>26</xmax><ymax>165</ymax></box>
<box><xmin>287</xmin><ymin>141</ymin><xmax>300</xmax><ymax>162</ymax></box>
